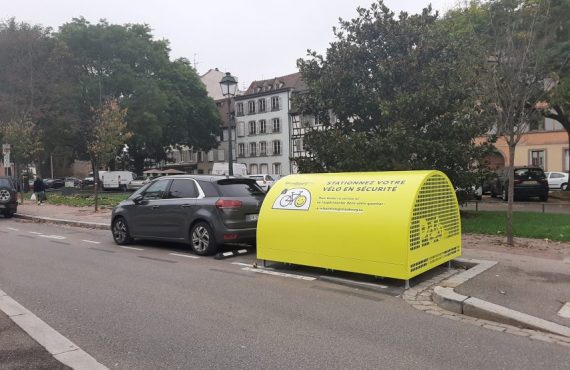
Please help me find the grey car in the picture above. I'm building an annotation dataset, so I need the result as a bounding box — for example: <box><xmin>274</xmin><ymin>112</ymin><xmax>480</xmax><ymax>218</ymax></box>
<box><xmin>111</xmin><ymin>175</ymin><xmax>265</xmax><ymax>255</ymax></box>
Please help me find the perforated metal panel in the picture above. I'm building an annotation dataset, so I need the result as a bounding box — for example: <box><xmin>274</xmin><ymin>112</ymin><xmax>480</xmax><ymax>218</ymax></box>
<box><xmin>408</xmin><ymin>174</ymin><xmax>460</xmax><ymax>274</ymax></box>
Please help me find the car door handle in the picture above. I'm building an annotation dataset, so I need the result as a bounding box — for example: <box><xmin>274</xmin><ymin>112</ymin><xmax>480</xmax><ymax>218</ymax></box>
<box><xmin>181</xmin><ymin>204</ymin><xmax>192</xmax><ymax>208</ymax></box>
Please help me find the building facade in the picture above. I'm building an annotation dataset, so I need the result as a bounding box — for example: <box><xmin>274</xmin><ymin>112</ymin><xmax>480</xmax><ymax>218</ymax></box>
<box><xmin>234</xmin><ymin>73</ymin><xmax>304</xmax><ymax>176</ymax></box>
<box><xmin>489</xmin><ymin>117</ymin><xmax>569</xmax><ymax>172</ymax></box>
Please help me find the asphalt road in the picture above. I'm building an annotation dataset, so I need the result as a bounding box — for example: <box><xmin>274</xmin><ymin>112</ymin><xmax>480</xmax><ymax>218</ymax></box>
<box><xmin>1</xmin><ymin>220</ymin><xmax>569</xmax><ymax>369</ymax></box>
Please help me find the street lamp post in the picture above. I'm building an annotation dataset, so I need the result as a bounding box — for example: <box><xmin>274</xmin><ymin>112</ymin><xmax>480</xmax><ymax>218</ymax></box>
<box><xmin>219</xmin><ymin>72</ymin><xmax>238</xmax><ymax>176</ymax></box>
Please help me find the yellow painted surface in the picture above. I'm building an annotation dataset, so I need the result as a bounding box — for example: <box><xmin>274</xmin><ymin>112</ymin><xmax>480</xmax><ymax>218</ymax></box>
<box><xmin>257</xmin><ymin>170</ymin><xmax>461</xmax><ymax>280</ymax></box>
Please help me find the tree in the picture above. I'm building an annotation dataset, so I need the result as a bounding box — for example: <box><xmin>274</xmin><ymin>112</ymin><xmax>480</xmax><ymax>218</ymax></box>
<box><xmin>539</xmin><ymin>0</ymin><xmax>570</xmax><ymax>188</ymax></box>
<box><xmin>294</xmin><ymin>1</ymin><xmax>492</xmax><ymax>197</ymax></box>
<box><xmin>57</xmin><ymin>19</ymin><xmax>221</xmax><ymax>174</ymax></box>
<box><xmin>478</xmin><ymin>0</ymin><xmax>553</xmax><ymax>245</ymax></box>
<box><xmin>0</xmin><ymin>117</ymin><xmax>44</xmax><ymax>202</ymax></box>
<box><xmin>87</xmin><ymin>99</ymin><xmax>131</xmax><ymax>211</ymax></box>
<box><xmin>0</xmin><ymin>19</ymin><xmax>81</xmax><ymax>174</ymax></box>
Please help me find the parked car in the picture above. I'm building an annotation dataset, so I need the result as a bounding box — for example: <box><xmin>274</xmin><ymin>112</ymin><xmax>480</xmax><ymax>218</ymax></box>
<box><xmin>43</xmin><ymin>178</ymin><xmax>65</xmax><ymax>189</ymax></box>
<box><xmin>83</xmin><ymin>171</ymin><xmax>107</xmax><ymax>187</ymax></box>
<box><xmin>64</xmin><ymin>177</ymin><xmax>83</xmax><ymax>188</ymax></box>
<box><xmin>127</xmin><ymin>176</ymin><xmax>151</xmax><ymax>191</ymax></box>
<box><xmin>248</xmin><ymin>174</ymin><xmax>275</xmax><ymax>192</ymax></box>
<box><xmin>490</xmin><ymin>166</ymin><xmax>549</xmax><ymax>201</ymax></box>
<box><xmin>545</xmin><ymin>171</ymin><xmax>569</xmax><ymax>191</ymax></box>
<box><xmin>0</xmin><ymin>176</ymin><xmax>18</xmax><ymax>218</ymax></box>
<box><xmin>111</xmin><ymin>175</ymin><xmax>265</xmax><ymax>255</ymax></box>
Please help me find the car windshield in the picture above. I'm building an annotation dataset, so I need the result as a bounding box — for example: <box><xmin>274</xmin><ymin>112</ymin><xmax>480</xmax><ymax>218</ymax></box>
<box><xmin>217</xmin><ymin>179</ymin><xmax>264</xmax><ymax>196</ymax></box>
<box><xmin>0</xmin><ymin>178</ymin><xmax>12</xmax><ymax>187</ymax></box>
<box><xmin>514</xmin><ymin>168</ymin><xmax>545</xmax><ymax>180</ymax></box>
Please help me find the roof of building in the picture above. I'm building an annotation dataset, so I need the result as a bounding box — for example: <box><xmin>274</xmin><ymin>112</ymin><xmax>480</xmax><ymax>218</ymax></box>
<box><xmin>241</xmin><ymin>72</ymin><xmax>306</xmax><ymax>97</ymax></box>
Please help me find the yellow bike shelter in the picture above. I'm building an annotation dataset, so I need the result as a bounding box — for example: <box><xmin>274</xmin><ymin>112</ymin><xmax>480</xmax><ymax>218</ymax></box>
<box><xmin>256</xmin><ymin>170</ymin><xmax>461</xmax><ymax>288</ymax></box>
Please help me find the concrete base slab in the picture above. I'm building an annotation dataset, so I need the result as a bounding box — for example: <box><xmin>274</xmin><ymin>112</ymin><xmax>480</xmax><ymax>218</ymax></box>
<box><xmin>558</xmin><ymin>303</ymin><xmax>570</xmax><ymax>319</ymax></box>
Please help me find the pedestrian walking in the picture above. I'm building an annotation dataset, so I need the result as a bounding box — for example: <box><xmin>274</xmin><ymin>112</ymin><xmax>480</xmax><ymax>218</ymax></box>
<box><xmin>33</xmin><ymin>176</ymin><xmax>46</xmax><ymax>205</ymax></box>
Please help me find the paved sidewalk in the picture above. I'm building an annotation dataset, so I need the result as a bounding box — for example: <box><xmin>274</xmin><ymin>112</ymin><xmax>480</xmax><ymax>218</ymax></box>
<box><xmin>15</xmin><ymin>203</ymin><xmax>111</xmax><ymax>228</ymax></box>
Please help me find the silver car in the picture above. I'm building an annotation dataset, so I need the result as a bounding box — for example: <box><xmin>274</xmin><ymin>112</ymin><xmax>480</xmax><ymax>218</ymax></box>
<box><xmin>111</xmin><ymin>175</ymin><xmax>265</xmax><ymax>255</ymax></box>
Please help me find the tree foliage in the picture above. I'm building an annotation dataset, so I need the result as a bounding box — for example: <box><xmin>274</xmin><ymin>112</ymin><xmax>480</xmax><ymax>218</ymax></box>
<box><xmin>0</xmin><ymin>19</ymin><xmax>80</xmax><ymax>173</ymax></box>
<box><xmin>57</xmin><ymin>19</ymin><xmax>221</xmax><ymax>174</ymax></box>
<box><xmin>294</xmin><ymin>1</ymin><xmax>492</xmax><ymax>193</ymax></box>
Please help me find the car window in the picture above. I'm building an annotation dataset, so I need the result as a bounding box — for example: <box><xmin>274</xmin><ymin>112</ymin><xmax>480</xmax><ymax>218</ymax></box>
<box><xmin>250</xmin><ymin>176</ymin><xmax>263</xmax><ymax>181</ymax></box>
<box><xmin>216</xmin><ymin>179</ymin><xmax>264</xmax><ymax>196</ymax></box>
<box><xmin>197</xmin><ymin>181</ymin><xmax>220</xmax><ymax>197</ymax></box>
<box><xmin>514</xmin><ymin>168</ymin><xmax>545</xmax><ymax>180</ymax></box>
<box><xmin>266</xmin><ymin>175</ymin><xmax>274</xmax><ymax>181</ymax></box>
<box><xmin>551</xmin><ymin>173</ymin><xmax>564</xmax><ymax>178</ymax></box>
<box><xmin>168</xmin><ymin>179</ymin><xmax>198</xmax><ymax>198</ymax></box>
<box><xmin>0</xmin><ymin>178</ymin><xmax>12</xmax><ymax>187</ymax></box>
<box><xmin>142</xmin><ymin>180</ymin><xmax>170</xmax><ymax>199</ymax></box>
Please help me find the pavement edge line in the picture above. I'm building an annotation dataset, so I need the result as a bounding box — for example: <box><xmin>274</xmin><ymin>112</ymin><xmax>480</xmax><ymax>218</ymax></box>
<box><xmin>0</xmin><ymin>293</ymin><xmax>108</xmax><ymax>369</ymax></box>
<box><xmin>432</xmin><ymin>258</ymin><xmax>570</xmax><ymax>338</ymax></box>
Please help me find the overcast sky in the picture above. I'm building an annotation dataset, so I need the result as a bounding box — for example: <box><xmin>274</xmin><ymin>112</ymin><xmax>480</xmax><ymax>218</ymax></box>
<box><xmin>3</xmin><ymin>0</ymin><xmax>459</xmax><ymax>89</ymax></box>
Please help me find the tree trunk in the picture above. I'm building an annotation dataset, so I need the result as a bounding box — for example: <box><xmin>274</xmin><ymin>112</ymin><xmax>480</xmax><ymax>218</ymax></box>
<box><xmin>506</xmin><ymin>144</ymin><xmax>516</xmax><ymax>246</ymax></box>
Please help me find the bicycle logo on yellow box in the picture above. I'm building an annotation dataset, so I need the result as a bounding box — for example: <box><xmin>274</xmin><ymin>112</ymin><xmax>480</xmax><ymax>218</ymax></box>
<box><xmin>272</xmin><ymin>188</ymin><xmax>311</xmax><ymax>211</ymax></box>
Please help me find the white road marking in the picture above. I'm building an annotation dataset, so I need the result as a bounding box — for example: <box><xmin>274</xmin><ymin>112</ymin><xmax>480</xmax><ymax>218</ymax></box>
<box><xmin>222</xmin><ymin>251</ymin><xmax>233</xmax><ymax>257</ymax></box>
<box><xmin>29</xmin><ymin>232</ymin><xmax>43</xmax><ymax>235</ymax></box>
<box><xmin>6</xmin><ymin>227</ymin><xmax>19</xmax><ymax>231</ymax></box>
<box><xmin>169</xmin><ymin>253</ymin><xmax>200</xmax><ymax>259</ymax></box>
<box><xmin>231</xmin><ymin>262</ymin><xmax>253</xmax><ymax>267</ymax></box>
<box><xmin>558</xmin><ymin>303</ymin><xmax>570</xmax><ymax>318</ymax></box>
<box><xmin>242</xmin><ymin>267</ymin><xmax>316</xmax><ymax>281</ymax></box>
<box><xmin>38</xmin><ymin>234</ymin><xmax>66</xmax><ymax>240</ymax></box>
<box><xmin>81</xmin><ymin>240</ymin><xmax>101</xmax><ymax>244</ymax></box>
<box><xmin>237</xmin><ymin>249</ymin><xmax>248</xmax><ymax>253</ymax></box>
<box><xmin>118</xmin><ymin>246</ymin><xmax>144</xmax><ymax>251</ymax></box>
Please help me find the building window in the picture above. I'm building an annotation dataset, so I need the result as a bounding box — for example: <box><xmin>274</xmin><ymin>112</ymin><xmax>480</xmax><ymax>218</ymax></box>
<box><xmin>238</xmin><ymin>143</ymin><xmax>245</xmax><ymax>157</ymax></box>
<box><xmin>249</xmin><ymin>142</ymin><xmax>257</xmax><ymax>157</ymax></box>
<box><xmin>258</xmin><ymin>98</ymin><xmax>266</xmax><ymax>113</ymax></box>
<box><xmin>259</xmin><ymin>119</ymin><xmax>267</xmax><ymax>134</ymax></box>
<box><xmin>260</xmin><ymin>141</ymin><xmax>267</xmax><ymax>156</ymax></box>
<box><xmin>260</xmin><ymin>163</ymin><xmax>268</xmax><ymax>174</ymax></box>
<box><xmin>237</xmin><ymin>122</ymin><xmax>245</xmax><ymax>137</ymax></box>
<box><xmin>271</xmin><ymin>96</ymin><xmax>280</xmax><ymax>111</ymax></box>
<box><xmin>197</xmin><ymin>151</ymin><xmax>205</xmax><ymax>162</ymax></box>
<box><xmin>272</xmin><ymin>140</ymin><xmax>281</xmax><ymax>155</ymax></box>
<box><xmin>272</xmin><ymin>162</ymin><xmax>281</xmax><ymax>175</ymax></box>
<box><xmin>248</xmin><ymin>100</ymin><xmax>255</xmax><ymax>114</ymax></box>
<box><xmin>250</xmin><ymin>164</ymin><xmax>258</xmax><ymax>175</ymax></box>
<box><xmin>272</xmin><ymin>118</ymin><xmax>280</xmax><ymax>133</ymax></box>
<box><xmin>529</xmin><ymin>149</ymin><xmax>545</xmax><ymax>169</ymax></box>
<box><xmin>236</xmin><ymin>102</ymin><xmax>244</xmax><ymax>117</ymax></box>
<box><xmin>222</xmin><ymin>128</ymin><xmax>229</xmax><ymax>141</ymax></box>
<box><xmin>248</xmin><ymin>121</ymin><xmax>257</xmax><ymax>135</ymax></box>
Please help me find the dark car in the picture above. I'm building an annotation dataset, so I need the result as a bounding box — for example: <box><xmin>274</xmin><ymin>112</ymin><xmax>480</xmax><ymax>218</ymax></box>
<box><xmin>111</xmin><ymin>175</ymin><xmax>265</xmax><ymax>255</ymax></box>
<box><xmin>43</xmin><ymin>178</ymin><xmax>65</xmax><ymax>189</ymax></box>
<box><xmin>0</xmin><ymin>176</ymin><xmax>18</xmax><ymax>218</ymax></box>
<box><xmin>490</xmin><ymin>166</ymin><xmax>549</xmax><ymax>201</ymax></box>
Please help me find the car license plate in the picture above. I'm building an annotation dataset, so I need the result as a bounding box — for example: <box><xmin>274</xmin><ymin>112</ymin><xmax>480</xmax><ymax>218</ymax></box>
<box><xmin>246</xmin><ymin>214</ymin><xmax>258</xmax><ymax>222</ymax></box>
<box><xmin>524</xmin><ymin>181</ymin><xmax>538</xmax><ymax>185</ymax></box>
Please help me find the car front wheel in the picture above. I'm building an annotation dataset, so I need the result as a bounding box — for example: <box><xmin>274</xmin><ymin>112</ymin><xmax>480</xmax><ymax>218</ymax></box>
<box><xmin>190</xmin><ymin>222</ymin><xmax>219</xmax><ymax>256</ymax></box>
<box><xmin>562</xmin><ymin>183</ymin><xmax>568</xmax><ymax>191</ymax></box>
<box><xmin>112</xmin><ymin>217</ymin><xmax>133</xmax><ymax>245</ymax></box>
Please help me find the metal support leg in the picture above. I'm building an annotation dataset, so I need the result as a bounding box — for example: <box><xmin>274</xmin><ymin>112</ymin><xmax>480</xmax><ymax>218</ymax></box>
<box><xmin>262</xmin><ymin>259</ymin><xmax>266</xmax><ymax>268</ymax></box>
<box><xmin>448</xmin><ymin>261</ymin><xmax>452</xmax><ymax>269</ymax></box>
<box><xmin>404</xmin><ymin>280</ymin><xmax>410</xmax><ymax>290</ymax></box>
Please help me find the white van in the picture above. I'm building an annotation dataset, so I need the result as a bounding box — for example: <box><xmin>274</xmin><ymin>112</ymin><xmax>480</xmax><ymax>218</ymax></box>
<box><xmin>102</xmin><ymin>171</ymin><xmax>136</xmax><ymax>191</ymax></box>
<box><xmin>211</xmin><ymin>163</ymin><xmax>248</xmax><ymax>176</ymax></box>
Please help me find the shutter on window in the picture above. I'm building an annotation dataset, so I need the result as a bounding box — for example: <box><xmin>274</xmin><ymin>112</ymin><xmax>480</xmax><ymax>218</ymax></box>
<box><xmin>218</xmin><ymin>149</ymin><xmax>224</xmax><ymax>161</ymax></box>
<box><xmin>237</xmin><ymin>122</ymin><xmax>245</xmax><ymax>137</ymax></box>
<box><xmin>208</xmin><ymin>150</ymin><xmax>214</xmax><ymax>162</ymax></box>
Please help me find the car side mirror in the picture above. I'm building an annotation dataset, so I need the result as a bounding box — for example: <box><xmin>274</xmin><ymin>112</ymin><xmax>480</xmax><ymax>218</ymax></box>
<box><xmin>133</xmin><ymin>195</ymin><xmax>144</xmax><ymax>205</ymax></box>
